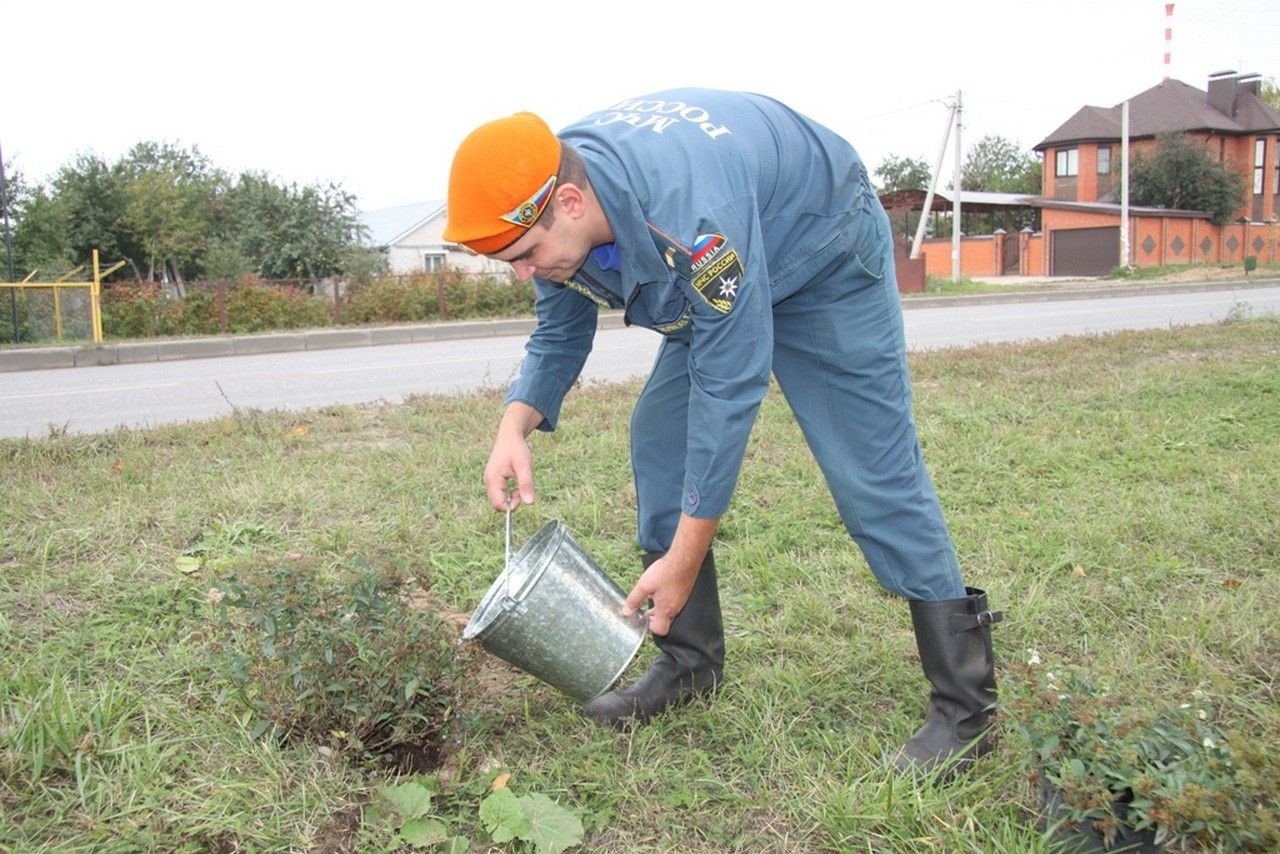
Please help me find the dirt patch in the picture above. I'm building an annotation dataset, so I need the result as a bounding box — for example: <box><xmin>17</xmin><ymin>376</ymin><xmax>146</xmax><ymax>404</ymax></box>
<box><xmin>1153</xmin><ymin>264</ymin><xmax>1256</xmax><ymax>282</ymax></box>
<box><xmin>406</xmin><ymin>585</ymin><xmax>521</xmax><ymax>699</ymax></box>
<box><xmin>407</xmin><ymin>586</ymin><xmax>471</xmax><ymax>629</ymax></box>
<box><xmin>309</xmin><ymin>804</ymin><xmax>364</xmax><ymax>854</ymax></box>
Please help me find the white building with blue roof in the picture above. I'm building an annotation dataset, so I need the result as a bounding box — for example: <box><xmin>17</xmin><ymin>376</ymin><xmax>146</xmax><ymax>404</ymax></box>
<box><xmin>358</xmin><ymin>201</ymin><xmax>503</xmax><ymax>274</ymax></box>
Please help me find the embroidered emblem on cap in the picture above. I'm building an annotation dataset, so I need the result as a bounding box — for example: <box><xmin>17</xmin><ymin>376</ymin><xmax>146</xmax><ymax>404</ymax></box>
<box><xmin>690</xmin><ymin>233</ymin><xmax>742</xmax><ymax>314</ymax></box>
<box><xmin>499</xmin><ymin>175</ymin><xmax>557</xmax><ymax>228</ymax></box>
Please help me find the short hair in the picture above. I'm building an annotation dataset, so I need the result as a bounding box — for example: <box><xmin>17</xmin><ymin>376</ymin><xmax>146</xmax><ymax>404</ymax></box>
<box><xmin>539</xmin><ymin>143</ymin><xmax>588</xmax><ymax>229</ymax></box>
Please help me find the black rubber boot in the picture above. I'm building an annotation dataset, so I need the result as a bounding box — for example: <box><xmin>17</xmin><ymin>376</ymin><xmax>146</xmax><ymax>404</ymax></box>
<box><xmin>581</xmin><ymin>549</ymin><xmax>724</xmax><ymax>728</ymax></box>
<box><xmin>893</xmin><ymin>587</ymin><xmax>1003</xmax><ymax>778</ymax></box>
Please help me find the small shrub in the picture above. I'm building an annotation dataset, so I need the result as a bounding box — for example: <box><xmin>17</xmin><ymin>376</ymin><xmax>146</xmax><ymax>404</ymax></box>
<box><xmin>342</xmin><ymin>269</ymin><xmax>533</xmax><ymax>325</ymax></box>
<box><xmin>222</xmin><ymin>276</ymin><xmax>330</xmax><ymax>333</ymax></box>
<box><xmin>1004</xmin><ymin>658</ymin><xmax>1280</xmax><ymax>851</ymax></box>
<box><xmin>436</xmin><ymin>268</ymin><xmax>534</xmax><ymax>318</ymax></box>
<box><xmin>342</xmin><ymin>274</ymin><xmax>441</xmax><ymax>324</ymax></box>
<box><xmin>209</xmin><ymin>560</ymin><xmax>460</xmax><ymax>766</ymax></box>
<box><xmin>102</xmin><ymin>281</ymin><xmax>175</xmax><ymax>338</ymax></box>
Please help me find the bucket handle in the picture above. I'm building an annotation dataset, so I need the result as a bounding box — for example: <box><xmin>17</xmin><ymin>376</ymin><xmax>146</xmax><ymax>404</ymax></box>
<box><xmin>502</xmin><ymin>494</ymin><xmax>521</xmax><ymax>610</ymax></box>
<box><xmin>504</xmin><ymin>494</ymin><xmax>513</xmax><ymax>570</ymax></box>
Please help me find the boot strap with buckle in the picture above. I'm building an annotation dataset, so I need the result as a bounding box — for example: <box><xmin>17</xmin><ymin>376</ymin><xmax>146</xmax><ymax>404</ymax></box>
<box><xmin>949</xmin><ymin>610</ymin><xmax>1003</xmax><ymax>633</ymax></box>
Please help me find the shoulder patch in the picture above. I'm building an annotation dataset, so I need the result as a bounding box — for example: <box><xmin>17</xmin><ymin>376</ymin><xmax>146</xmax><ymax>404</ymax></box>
<box><xmin>690</xmin><ymin>233</ymin><xmax>742</xmax><ymax>314</ymax></box>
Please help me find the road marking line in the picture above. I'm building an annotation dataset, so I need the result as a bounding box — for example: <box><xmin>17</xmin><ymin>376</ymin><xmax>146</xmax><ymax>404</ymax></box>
<box><xmin>0</xmin><ymin>382</ymin><xmax>184</xmax><ymax>402</ymax></box>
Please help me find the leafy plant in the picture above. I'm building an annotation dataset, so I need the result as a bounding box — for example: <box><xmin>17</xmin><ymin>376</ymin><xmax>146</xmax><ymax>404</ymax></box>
<box><xmin>208</xmin><ymin>559</ymin><xmax>460</xmax><ymax>763</ymax></box>
<box><xmin>377</xmin><ymin>778</ymin><xmax>469</xmax><ymax>851</ymax></box>
<box><xmin>1129</xmin><ymin>132</ymin><xmax>1247</xmax><ymax>226</ymax></box>
<box><xmin>221</xmin><ymin>276</ymin><xmax>331</xmax><ymax>333</ymax></box>
<box><xmin>1004</xmin><ymin>657</ymin><xmax>1279</xmax><ymax>850</ymax></box>
<box><xmin>371</xmin><ymin>776</ymin><xmax>584</xmax><ymax>853</ymax></box>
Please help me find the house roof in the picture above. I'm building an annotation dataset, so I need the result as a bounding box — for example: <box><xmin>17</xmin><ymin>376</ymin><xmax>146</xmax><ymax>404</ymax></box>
<box><xmin>879</xmin><ymin>188</ymin><xmax>1040</xmax><ymax>214</ymax></box>
<box><xmin>879</xmin><ymin>188</ymin><xmax>1201</xmax><ymax>219</ymax></box>
<box><xmin>358</xmin><ymin>201</ymin><xmax>446</xmax><ymax>247</ymax></box>
<box><xmin>1035</xmin><ymin>77</ymin><xmax>1280</xmax><ymax>150</ymax></box>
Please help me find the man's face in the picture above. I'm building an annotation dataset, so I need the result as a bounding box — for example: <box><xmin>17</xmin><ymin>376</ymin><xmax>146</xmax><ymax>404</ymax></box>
<box><xmin>489</xmin><ymin>200</ymin><xmax>591</xmax><ymax>284</ymax></box>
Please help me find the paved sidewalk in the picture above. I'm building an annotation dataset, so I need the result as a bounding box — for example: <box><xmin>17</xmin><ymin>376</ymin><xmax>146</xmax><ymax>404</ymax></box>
<box><xmin>2</xmin><ymin>277</ymin><xmax>1275</xmax><ymax>373</ymax></box>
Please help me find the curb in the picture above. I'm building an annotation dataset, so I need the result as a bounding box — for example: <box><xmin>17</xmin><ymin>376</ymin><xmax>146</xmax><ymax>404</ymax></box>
<box><xmin>1</xmin><ymin>279</ymin><xmax>1275</xmax><ymax>374</ymax></box>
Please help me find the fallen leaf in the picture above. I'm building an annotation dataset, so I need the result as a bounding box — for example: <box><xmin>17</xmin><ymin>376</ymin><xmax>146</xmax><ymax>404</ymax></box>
<box><xmin>175</xmin><ymin>555</ymin><xmax>202</xmax><ymax>574</ymax></box>
<box><xmin>492</xmin><ymin>773</ymin><xmax>511</xmax><ymax>791</ymax></box>
<box><xmin>110</xmin><ymin>462</ymin><xmax>123</xmax><ymax>473</ymax></box>
<box><xmin>1221</xmin><ymin>578</ymin><xmax>1242</xmax><ymax>589</ymax></box>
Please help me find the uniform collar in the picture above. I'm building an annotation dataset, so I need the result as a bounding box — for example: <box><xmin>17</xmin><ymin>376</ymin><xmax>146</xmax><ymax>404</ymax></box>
<box><xmin>577</xmin><ymin>145</ymin><xmax>672</xmax><ymax>298</ymax></box>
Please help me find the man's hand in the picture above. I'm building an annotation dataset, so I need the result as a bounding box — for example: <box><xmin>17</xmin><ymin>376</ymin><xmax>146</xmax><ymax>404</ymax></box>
<box><xmin>483</xmin><ymin>402</ymin><xmax>545</xmax><ymax>511</ymax></box>
<box><xmin>621</xmin><ymin>514</ymin><xmax>718</xmax><ymax>635</ymax></box>
<box><xmin>622</xmin><ymin>552</ymin><xmax>699</xmax><ymax>636</ymax></box>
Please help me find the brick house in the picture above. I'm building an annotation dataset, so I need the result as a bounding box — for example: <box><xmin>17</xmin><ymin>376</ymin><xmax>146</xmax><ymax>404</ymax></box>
<box><xmin>1033</xmin><ymin>72</ymin><xmax>1280</xmax><ymax>275</ymax></box>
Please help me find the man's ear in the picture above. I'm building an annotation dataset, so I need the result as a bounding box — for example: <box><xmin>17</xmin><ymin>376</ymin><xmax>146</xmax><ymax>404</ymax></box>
<box><xmin>555</xmin><ymin>183</ymin><xmax>587</xmax><ymax>219</ymax></box>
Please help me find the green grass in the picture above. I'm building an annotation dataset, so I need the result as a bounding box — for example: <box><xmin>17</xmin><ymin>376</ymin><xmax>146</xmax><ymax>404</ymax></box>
<box><xmin>3</xmin><ymin>317</ymin><xmax>1279</xmax><ymax>850</ymax></box>
<box><xmin>1108</xmin><ymin>261</ymin><xmax>1280</xmax><ymax>281</ymax></box>
<box><xmin>914</xmin><ymin>275</ymin><xmax>1009</xmax><ymax>297</ymax></box>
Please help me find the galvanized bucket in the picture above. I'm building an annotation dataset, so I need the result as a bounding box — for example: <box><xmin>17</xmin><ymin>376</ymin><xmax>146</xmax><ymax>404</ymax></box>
<box><xmin>463</xmin><ymin>515</ymin><xmax>647</xmax><ymax>703</ymax></box>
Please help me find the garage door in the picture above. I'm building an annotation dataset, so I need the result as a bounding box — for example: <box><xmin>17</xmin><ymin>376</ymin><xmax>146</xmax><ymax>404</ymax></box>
<box><xmin>1051</xmin><ymin>227</ymin><xmax>1119</xmax><ymax>276</ymax></box>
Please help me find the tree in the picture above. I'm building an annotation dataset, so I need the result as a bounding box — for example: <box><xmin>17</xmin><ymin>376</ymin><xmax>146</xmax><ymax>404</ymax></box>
<box><xmin>6</xmin><ymin>143</ymin><xmax>370</xmax><ymax>283</ymax></box>
<box><xmin>1129</xmin><ymin>132</ymin><xmax>1246</xmax><ymax>227</ymax></box>
<box><xmin>220</xmin><ymin>173</ymin><xmax>366</xmax><ymax>279</ymax></box>
<box><xmin>956</xmin><ymin>134</ymin><xmax>1041</xmax><ymax>234</ymax></box>
<box><xmin>50</xmin><ymin>153</ymin><xmax>145</xmax><ymax>277</ymax></box>
<box><xmin>11</xmin><ymin>187</ymin><xmax>73</xmax><ymax>274</ymax></box>
<box><xmin>961</xmin><ymin>135</ymin><xmax>1041</xmax><ymax>194</ymax></box>
<box><xmin>116</xmin><ymin>143</ymin><xmax>225</xmax><ymax>283</ymax></box>
<box><xmin>1</xmin><ymin>158</ymin><xmax>30</xmax><ymax>276</ymax></box>
<box><xmin>874</xmin><ymin>154</ymin><xmax>931</xmax><ymax>194</ymax></box>
<box><xmin>1262</xmin><ymin>77</ymin><xmax>1280</xmax><ymax>114</ymax></box>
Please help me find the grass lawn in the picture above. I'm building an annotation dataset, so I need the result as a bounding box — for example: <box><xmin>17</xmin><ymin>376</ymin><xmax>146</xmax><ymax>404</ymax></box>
<box><xmin>3</xmin><ymin>317</ymin><xmax>1278</xmax><ymax>851</ymax></box>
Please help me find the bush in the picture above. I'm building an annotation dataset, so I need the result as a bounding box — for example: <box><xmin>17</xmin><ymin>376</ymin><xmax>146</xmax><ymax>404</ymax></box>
<box><xmin>102</xmin><ymin>277</ymin><xmax>332</xmax><ymax>338</ymax></box>
<box><xmin>435</xmin><ymin>268</ymin><xmax>534</xmax><ymax>319</ymax></box>
<box><xmin>342</xmin><ymin>269</ymin><xmax>534</xmax><ymax>325</ymax></box>
<box><xmin>101</xmin><ymin>281</ymin><xmax>184</xmax><ymax>338</ymax></box>
<box><xmin>221</xmin><ymin>276</ymin><xmax>330</xmax><ymax>333</ymax></box>
<box><xmin>1130</xmin><ymin>132</ymin><xmax>1248</xmax><ymax>227</ymax></box>
<box><xmin>209</xmin><ymin>560</ymin><xmax>460</xmax><ymax>764</ymax></box>
<box><xmin>94</xmin><ymin>269</ymin><xmax>535</xmax><ymax>340</ymax></box>
<box><xmin>1005</xmin><ymin>659</ymin><xmax>1280</xmax><ymax>851</ymax></box>
<box><xmin>342</xmin><ymin>274</ymin><xmax>441</xmax><ymax>324</ymax></box>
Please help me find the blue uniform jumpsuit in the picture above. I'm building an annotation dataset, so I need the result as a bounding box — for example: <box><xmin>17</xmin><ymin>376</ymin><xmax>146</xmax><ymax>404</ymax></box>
<box><xmin>505</xmin><ymin>89</ymin><xmax>965</xmax><ymax>602</ymax></box>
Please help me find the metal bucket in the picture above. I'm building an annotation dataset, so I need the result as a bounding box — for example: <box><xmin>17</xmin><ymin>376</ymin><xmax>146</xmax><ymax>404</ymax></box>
<box><xmin>463</xmin><ymin>519</ymin><xmax>647</xmax><ymax>703</ymax></box>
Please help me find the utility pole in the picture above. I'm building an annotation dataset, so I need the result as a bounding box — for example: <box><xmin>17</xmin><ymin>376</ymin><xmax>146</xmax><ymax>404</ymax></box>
<box><xmin>1120</xmin><ymin>101</ymin><xmax>1130</xmax><ymax>270</ymax></box>
<box><xmin>0</xmin><ymin>140</ymin><xmax>17</xmax><ymax>342</ymax></box>
<box><xmin>910</xmin><ymin>96</ymin><xmax>959</xmax><ymax>261</ymax></box>
<box><xmin>952</xmin><ymin>90</ymin><xmax>963</xmax><ymax>283</ymax></box>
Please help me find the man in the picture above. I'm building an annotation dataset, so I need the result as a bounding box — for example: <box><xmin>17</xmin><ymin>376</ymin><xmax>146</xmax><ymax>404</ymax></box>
<box><xmin>443</xmin><ymin>90</ymin><xmax>1002</xmax><ymax>776</ymax></box>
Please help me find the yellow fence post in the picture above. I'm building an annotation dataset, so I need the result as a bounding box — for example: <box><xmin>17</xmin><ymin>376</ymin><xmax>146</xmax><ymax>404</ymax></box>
<box><xmin>2</xmin><ymin>252</ymin><xmax>122</xmax><ymax>344</ymax></box>
<box><xmin>54</xmin><ymin>285</ymin><xmax>64</xmax><ymax>339</ymax></box>
<box><xmin>92</xmin><ymin>249</ymin><xmax>104</xmax><ymax>343</ymax></box>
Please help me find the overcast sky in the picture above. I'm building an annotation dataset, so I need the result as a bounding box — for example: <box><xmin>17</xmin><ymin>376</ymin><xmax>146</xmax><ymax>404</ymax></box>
<box><xmin>5</xmin><ymin>0</ymin><xmax>1277</xmax><ymax>212</ymax></box>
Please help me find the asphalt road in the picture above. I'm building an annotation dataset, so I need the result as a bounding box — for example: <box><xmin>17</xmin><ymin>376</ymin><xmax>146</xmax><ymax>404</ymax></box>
<box><xmin>2</xmin><ymin>284</ymin><xmax>1278</xmax><ymax>438</ymax></box>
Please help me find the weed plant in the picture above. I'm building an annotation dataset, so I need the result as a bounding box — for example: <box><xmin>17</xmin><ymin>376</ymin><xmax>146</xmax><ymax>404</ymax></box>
<box><xmin>1</xmin><ymin>317</ymin><xmax>1277</xmax><ymax>850</ymax></box>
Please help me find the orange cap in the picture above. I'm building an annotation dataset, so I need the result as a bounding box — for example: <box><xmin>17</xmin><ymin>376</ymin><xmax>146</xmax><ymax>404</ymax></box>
<box><xmin>443</xmin><ymin>112</ymin><xmax>562</xmax><ymax>255</ymax></box>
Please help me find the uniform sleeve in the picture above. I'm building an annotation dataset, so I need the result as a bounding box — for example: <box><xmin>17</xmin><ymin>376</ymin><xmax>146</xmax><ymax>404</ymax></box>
<box><xmin>677</xmin><ymin>197</ymin><xmax>773</xmax><ymax>518</ymax></box>
<box><xmin>504</xmin><ymin>278</ymin><xmax>598</xmax><ymax>431</ymax></box>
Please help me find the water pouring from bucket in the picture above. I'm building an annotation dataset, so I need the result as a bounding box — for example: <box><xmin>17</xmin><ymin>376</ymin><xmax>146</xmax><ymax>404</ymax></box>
<box><xmin>462</xmin><ymin>501</ymin><xmax>647</xmax><ymax>703</ymax></box>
